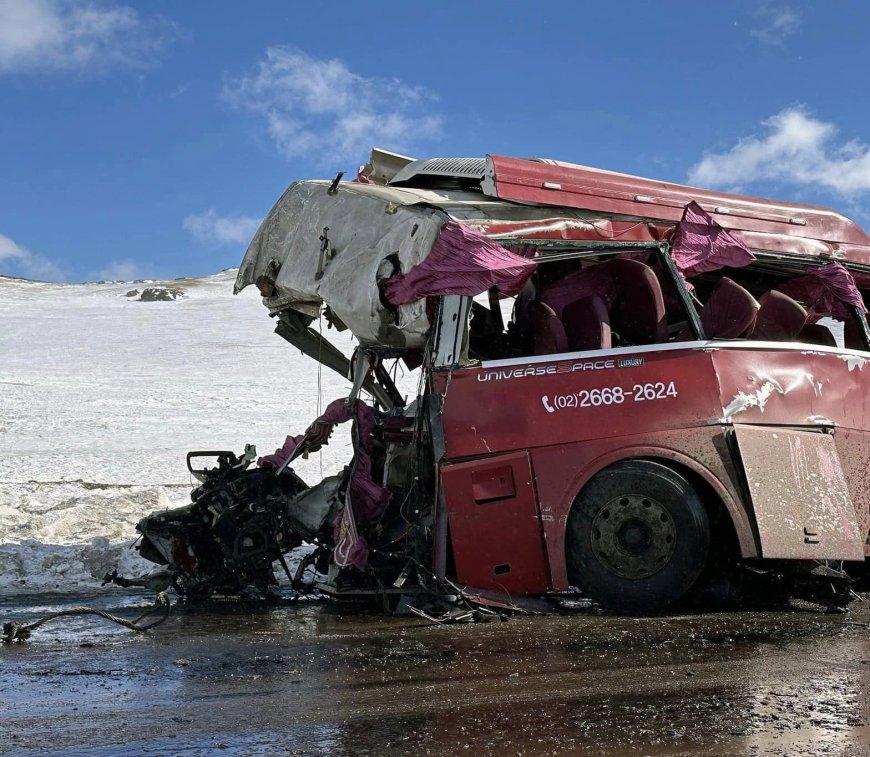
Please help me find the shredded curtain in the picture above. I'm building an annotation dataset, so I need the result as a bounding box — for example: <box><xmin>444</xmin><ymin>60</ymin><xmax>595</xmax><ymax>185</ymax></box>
<box><xmin>384</xmin><ymin>221</ymin><xmax>537</xmax><ymax>305</ymax></box>
<box><xmin>779</xmin><ymin>262</ymin><xmax>867</xmax><ymax>320</ymax></box>
<box><xmin>670</xmin><ymin>201</ymin><xmax>756</xmax><ymax>286</ymax></box>
<box><xmin>259</xmin><ymin>398</ymin><xmax>389</xmax><ymax>571</ymax></box>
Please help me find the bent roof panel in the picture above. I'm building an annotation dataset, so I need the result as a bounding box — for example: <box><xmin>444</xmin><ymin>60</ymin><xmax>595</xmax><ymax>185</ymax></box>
<box><xmin>483</xmin><ymin>155</ymin><xmax>870</xmax><ymax>249</ymax></box>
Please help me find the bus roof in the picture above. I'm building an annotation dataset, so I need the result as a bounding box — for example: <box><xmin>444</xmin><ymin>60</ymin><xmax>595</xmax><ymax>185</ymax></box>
<box><xmin>385</xmin><ymin>152</ymin><xmax>870</xmax><ymax>263</ymax></box>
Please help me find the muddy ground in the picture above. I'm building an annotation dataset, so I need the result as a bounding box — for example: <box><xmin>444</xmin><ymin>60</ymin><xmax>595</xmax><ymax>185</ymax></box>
<box><xmin>1</xmin><ymin>593</ymin><xmax>869</xmax><ymax>756</ymax></box>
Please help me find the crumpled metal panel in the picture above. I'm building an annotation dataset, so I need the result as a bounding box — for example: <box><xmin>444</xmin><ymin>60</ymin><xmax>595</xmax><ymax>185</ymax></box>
<box><xmin>733</xmin><ymin>424</ymin><xmax>865</xmax><ymax>560</ymax></box>
<box><xmin>234</xmin><ymin>179</ymin><xmax>682</xmax><ymax>349</ymax></box>
<box><xmin>235</xmin><ymin>182</ymin><xmax>446</xmax><ymax>347</ymax></box>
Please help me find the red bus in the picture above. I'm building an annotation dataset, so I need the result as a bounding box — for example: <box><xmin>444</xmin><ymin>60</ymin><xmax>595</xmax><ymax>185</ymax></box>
<box><xmin>130</xmin><ymin>150</ymin><xmax>870</xmax><ymax>612</ymax></box>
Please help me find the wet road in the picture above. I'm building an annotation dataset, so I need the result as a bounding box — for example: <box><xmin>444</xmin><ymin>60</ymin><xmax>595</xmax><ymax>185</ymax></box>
<box><xmin>2</xmin><ymin>594</ymin><xmax>869</xmax><ymax>756</ymax></box>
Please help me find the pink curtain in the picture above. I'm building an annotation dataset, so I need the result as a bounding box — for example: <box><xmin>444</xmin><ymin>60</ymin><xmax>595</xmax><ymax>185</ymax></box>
<box><xmin>384</xmin><ymin>221</ymin><xmax>537</xmax><ymax>305</ymax></box>
<box><xmin>354</xmin><ymin>165</ymin><xmax>372</xmax><ymax>184</ymax></box>
<box><xmin>259</xmin><ymin>398</ymin><xmax>389</xmax><ymax>571</ymax></box>
<box><xmin>258</xmin><ymin>398</ymin><xmax>356</xmax><ymax>468</ymax></box>
<box><xmin>779</xmin><ymin>262</ymin><xmax>867</xmax><ymax>319</ymax></box>
<box><xmin>671</xmin><ymin>201</ymin><xmax>755</xmax><ymax>283</ymax></box>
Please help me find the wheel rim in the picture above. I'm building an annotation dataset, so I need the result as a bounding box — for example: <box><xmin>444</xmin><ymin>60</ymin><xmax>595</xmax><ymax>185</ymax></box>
<box><xmin>590</xmin><ymin>494</ymin><xmax>677</xmax><ymax>579</ymax></box>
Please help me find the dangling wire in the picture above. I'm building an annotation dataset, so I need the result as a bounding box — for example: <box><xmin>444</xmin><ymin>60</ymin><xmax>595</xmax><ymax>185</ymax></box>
<box><xmin>316</xmin><ymin>307</ymin><xmax>324</xmax><ymax>478</ymax></box>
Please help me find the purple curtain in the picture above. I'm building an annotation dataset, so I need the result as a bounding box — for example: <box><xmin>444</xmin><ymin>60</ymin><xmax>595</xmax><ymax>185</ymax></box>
<box><xmin>258</xmin><ymin>398</ymin><xmax>356</xmax><ymax>468</ymax></box>
<box><xmin>780</xmin><ymin>262</ymin><xmax>867</xmax><ymax>319</ymax></box>
<box><xmin>671</xmin><ymin>201</ymin><xmax>755</xmax><ymax>282</ymax></box>
<box><xmin>354</xmin><ymin>165</ymin><xmax>372</xmax><ymax>184</ymax></box>
<box><xmin>259</xmin><ymin>398</ymin><xmax>389</xmax><ymax>571</ymax></box>
<box><xmin>384</xmin><ymin>221</ymin><xmax>537</xmax><ymax>305</ymax></box>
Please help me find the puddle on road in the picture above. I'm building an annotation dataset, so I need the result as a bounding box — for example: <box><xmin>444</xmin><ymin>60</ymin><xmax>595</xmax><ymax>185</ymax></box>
<box><xmin>2</xmin><ymin>594</ymin><xmax>869</xmax><ymax>755</ymax></box>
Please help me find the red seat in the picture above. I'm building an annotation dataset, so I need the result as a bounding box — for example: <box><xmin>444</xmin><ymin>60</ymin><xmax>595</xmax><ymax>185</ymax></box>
<box><xmin>844</xmin><ymin>316</ymin><xmax>868</xmax><ymax>350</ymax></box>
<box><xmin>701</xmin><ymin>278</ymin><xmax>759</xmax><ymax>339</ymax></box>
<box><xmin>528</xmin><ymin>300</ymin><xmax>569</xmax><ymax>355</ymax></box>
<box><xmin>750</xmin><ymin>291</ymin><xmax>807</xmax><ymax>341</ymax></box>
<box><xmin>562</xmin><ymin>295</ymin><xmax>612</xmax><ymax>351</ymax></box>
<box><xmin>609</xmin><ymin>259</ymin><xmax>667</xmax><ymax>345</ymax></box>
<box><xmin>798</xmin><ymin>323</ymin><xmax>837</xmax><ymax>347</ymax></box>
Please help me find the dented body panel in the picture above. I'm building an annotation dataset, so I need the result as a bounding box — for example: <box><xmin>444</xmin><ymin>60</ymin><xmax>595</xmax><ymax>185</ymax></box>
<box><xmin>733</xmin><ymin>425</ymin><xmax>864</xmax><ymax>560</ymax></box>
<box><xmin>484</xmin><ymin>155</ymin><xmax>870</xmax><ymax>261</ymax></box>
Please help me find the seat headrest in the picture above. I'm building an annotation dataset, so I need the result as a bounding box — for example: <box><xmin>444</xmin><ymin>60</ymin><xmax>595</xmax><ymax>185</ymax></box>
<box><xmin>609</xmin><ymin>259</ymin><xmax>667</xmax><ymax>344</ymax></box>
<box><xmin>750</xmin><ymin>290</ymin><xmax>807</xmax><ymax>341</ymax></box>
<box><xmin>701</xmin><ymin>278</ymin><xmax>759</xmax><ymax>339</ymax></box>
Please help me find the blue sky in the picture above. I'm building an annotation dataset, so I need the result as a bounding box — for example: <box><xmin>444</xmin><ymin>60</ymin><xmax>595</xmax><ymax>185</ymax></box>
<box><xmin>2</xmin><ymin>1</ymin><xmax>870</xmax><ymax>282</ymax></box>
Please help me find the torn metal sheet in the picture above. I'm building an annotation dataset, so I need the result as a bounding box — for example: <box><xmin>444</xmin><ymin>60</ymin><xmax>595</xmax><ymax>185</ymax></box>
<box><xmin>236</xmin><ymin>182</ymin><xmax>446</xmax><ymax>347</ymax></box>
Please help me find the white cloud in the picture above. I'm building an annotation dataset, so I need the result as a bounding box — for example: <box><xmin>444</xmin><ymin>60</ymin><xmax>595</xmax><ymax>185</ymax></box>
<box><xmin>183</xmin><ymin>210</ymin><xmax>261</xmax><ymax>246</ymax></box>
<box><xmin>97</xmin><ymin>259</ymin><xmax>142</xmax><ymax>280</ymax></box>
<box><xmin>223</xmin><ymin>46</ymin><xmax>441</xmax><ymax>163</ymax></box>
<box><xmin>0</xmin><ymin>0</ymin><xmax>172</xmax><ymax>74</ymax></box>
<box><xmin>749</xmin><ymin>5</ymin><xmax>800</xmax><ymax>46</ymax></box>
<box><xmin>0</xmin><ymin>233</ymin><xmax>64</xmax><ymax>280</ymax></box>
<box><xmin>687</xmin><ymin>108</ymin><xmax>870</xmax><ymax>198</ymax></box>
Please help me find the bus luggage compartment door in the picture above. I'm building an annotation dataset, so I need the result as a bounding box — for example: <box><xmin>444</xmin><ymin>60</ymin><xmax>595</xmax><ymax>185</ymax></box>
<box><xmin>441</xmin><ymin>451</ymin><xmax>550</xmax><ymax>594</ymax></box>
<box><xmin>732</xmin><ymin>424</ymin><xmax>865</xmax><ymax>560</ymax></box>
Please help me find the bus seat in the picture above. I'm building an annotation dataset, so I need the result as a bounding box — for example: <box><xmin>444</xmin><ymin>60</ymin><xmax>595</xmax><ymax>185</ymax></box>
<box><xmin>700</xmin><ymin>278</ymin><xmax>759</xmax><ymax>339</ymax></box>
<box><xmin>844</xmin><ymin>316</ymin><xmax>869</xmax><ymax>350</ymax></box>
<box><xmin>750</xmin><ymin>291</ymin><xmax>807</xmax><ymax>341</ymax></box>
<box><xmin>610</xmin><ymin>259</ymin><xmax>667</xmax><ymax>344</ymax></box>
<box><xmin>528</xmin><ymin>300</ymin><xmax>569</xmax><ymax>355</ymax></box>
<box><xmin>512</xmin><ymin>278</ymin><xmax>538</xmax><ymax>325</ymax></box>
<box><xmin>563</xmin><ymin>295</ymin><xmax>612</xmax><ymax>351</ymax></box>
<box><xmin>798</xmin><ymin>323</ymin><xmax>837</xmax><ymax>347</ymax></box>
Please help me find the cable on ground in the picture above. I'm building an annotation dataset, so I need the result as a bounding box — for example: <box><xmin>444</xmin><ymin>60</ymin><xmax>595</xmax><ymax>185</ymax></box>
<box><xmin>2</xmin><ymin>592</ymin><xmax>171</xmax><ymax>643</ymax></box>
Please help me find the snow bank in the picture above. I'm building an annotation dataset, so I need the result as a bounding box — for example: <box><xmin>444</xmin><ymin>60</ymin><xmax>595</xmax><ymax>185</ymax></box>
<box><xmin>0</xmin><ymin>270</ymin><xmax>394</xmax><ymax>594</ymax></box>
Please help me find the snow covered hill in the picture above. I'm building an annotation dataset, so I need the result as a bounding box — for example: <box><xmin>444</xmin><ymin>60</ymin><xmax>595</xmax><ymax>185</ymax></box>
<box><xmin>0</xmin><ymin>270</ymin><xmax>370</xmax><ymax>593</ymax></box>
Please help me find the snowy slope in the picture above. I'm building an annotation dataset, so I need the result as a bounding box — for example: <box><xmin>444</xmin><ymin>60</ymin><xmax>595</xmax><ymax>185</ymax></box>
<box><xmin>0</xmin><ymin>270</ymin><xmax>394</xmax><ymax>593</ymax></box>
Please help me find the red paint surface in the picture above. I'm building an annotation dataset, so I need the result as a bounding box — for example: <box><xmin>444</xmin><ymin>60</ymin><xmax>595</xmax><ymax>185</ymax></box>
<box><xmin>440</xmin><ymin>451</ymin><xmax>551</xmax><ymax>594</ymax></box>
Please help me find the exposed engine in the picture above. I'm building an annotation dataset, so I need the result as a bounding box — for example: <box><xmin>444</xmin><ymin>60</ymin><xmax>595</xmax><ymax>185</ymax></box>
<box><xmin>108</xmin><ymin>383</ymin><xmax>428</xmax><ymax>603</ymax></box>
<box><xmin>129</xmin><ymin>447</ymin><xmax>317</xmax><ymax>599</ymax></box>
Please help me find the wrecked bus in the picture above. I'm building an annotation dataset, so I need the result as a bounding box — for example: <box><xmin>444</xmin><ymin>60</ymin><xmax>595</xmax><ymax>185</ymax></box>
<box><xmin>125</xmin><ymin>150</ymin><xmax>870</xmax><ymax>613</ymax></box>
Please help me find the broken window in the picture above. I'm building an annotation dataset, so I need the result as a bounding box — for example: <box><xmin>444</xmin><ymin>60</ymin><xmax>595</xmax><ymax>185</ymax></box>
<box><xmin>465</xmin><ymin>247</ymin><xmax>695</xmax><ymax>361</ymax></box>
<box><xmin>684</xmin><ymin>258</ymin><xmax>870</xmax><ymax>350</ymax></box>
<box><xmin>462</xmin><ymin>246</ymin><xmax>870</xmax><ymax>362</ymax></box>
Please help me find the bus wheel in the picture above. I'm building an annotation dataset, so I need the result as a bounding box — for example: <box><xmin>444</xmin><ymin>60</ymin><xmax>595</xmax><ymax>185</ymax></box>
<box><xmin>566</xmin><ymin>460</ymin><xmax>710</xmax><ymax>613</ymax></box>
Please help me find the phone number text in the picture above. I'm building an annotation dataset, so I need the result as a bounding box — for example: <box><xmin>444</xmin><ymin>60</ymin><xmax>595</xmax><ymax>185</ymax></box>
<box><xmin>542</xmin><ymin>381</ymin><xmax>678</xmax><ymax>412</ymax></box>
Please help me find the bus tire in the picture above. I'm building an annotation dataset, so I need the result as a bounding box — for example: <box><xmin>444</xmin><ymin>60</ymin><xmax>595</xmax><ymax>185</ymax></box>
<box><xmin>566</xmin><ymin>459</ymin><xmax>710</xmax><ymax>613</ymax></box>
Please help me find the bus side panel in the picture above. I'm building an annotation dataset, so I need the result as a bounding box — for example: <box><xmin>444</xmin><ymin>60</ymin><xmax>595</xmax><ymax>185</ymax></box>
<box><xmin>711</xmin><ymin>348</ymin><xmax>870</xmax><ymax>430</ymax></box>
<box><xmin>438</xmin><ymin>347</ymin><xmax>721</xmax><ymax>461</ymax></box>
<box><xmin>711</xmin><ymin>348</ymin><xmax>870</xmax><ymax>548</ymax></box>
<box><xmin>437</xmin><ymin>349</ymin><xmax>740</xmax><ymax>594</ymax></box>
<box><xmin>731</xmin><ymin>424</ymin><xmax>864</xmax><ymax>560</ymax></box>
<box><xmin>833</xmin><ymin>429</ymin><xmax>870</xmax><ymax>555</ymax></box>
